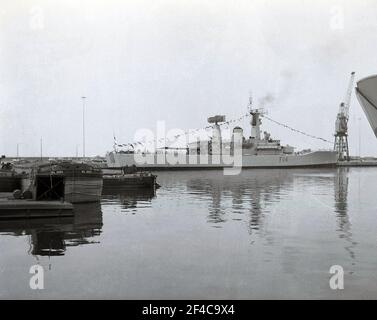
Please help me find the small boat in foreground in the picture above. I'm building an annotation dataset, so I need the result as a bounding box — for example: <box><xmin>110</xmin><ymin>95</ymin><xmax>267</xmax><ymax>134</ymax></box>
<box><xmin>21</xmin><ymin>161</ymin><xmax>103</xmax><ymax>203</ymax></box>
<box><xmin>103</xmin><ymin>172</ymin><xmax>157</xmax><ymax>190</ymax></box>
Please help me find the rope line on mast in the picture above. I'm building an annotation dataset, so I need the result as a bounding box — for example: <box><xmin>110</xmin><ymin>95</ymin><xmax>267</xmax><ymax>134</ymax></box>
<box><xmin>114</xmin><ymin>111</ymin><xmax>332</xmax><ymax>148</ymax></box>
<box><xmin>260</xmin><ymin>114</ymin><xmax>333</xmax><ymax>144</ymax></box>
<box><xmin>114</xmin><ymin>113</ymin><xmax>250</xmax><ymax>149</ymax></box>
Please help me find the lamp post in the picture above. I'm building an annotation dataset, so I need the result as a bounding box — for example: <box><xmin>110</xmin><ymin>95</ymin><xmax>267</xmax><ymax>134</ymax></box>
<box><xmin>82</xmin><ymin>96</ymin><xmax>86</xmax><ymax>158</ymax></box>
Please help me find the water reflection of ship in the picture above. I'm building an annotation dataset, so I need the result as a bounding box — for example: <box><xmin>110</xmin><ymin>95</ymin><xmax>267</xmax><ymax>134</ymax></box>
<box><xmin>334</xmin><ymin>168</ymin><xmax>348</xmax><ymax>214</ymax></box>
<box><xmin>101</xmin><ymin>188</ymin><xmax>156</xmax><ymax>212</ymax></box>
<box><xmin>185</xmin><ymin>168</ymin><xmax>355</xmax><ymax>241</ymax></box>
<box><xmin>186</xmin><ymin>170</ymin><xmax>295</xmax><ymax>231</ymax></box>
<box><xmin>0</xmin><ymin>202</ymin><xmax>103</xmax><ymax>256</ymax></box>
<box><xmin>334</xmin><ymin>167</ymin><xmax>356</xmax><ymax>261</ymax></box>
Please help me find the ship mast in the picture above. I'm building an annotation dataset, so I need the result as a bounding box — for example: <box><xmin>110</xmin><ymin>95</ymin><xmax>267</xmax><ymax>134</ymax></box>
<box><xmin>248</xmin><ymin>94</ymin><xmax>264</xmax><ymax>141</ymax></box>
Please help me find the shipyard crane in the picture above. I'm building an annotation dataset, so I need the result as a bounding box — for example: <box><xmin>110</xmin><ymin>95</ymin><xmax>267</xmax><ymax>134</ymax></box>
<box><xmin>334</xmin><ymin>71</ymin><xmax>355</xmax><ymax>161</ymax></box>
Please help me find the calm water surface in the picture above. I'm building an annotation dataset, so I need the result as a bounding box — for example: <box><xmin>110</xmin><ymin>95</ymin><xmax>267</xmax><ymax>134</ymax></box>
<box><xmin>1</xmin><ymin>168</ymin><xmax>377</xmax><ymax>299</ymax></box>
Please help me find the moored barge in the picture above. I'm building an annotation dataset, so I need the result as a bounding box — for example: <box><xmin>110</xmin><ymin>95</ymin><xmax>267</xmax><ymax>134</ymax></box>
<box><xmin>21</xmin><ymin>161</ymin><xmax>103</xmax><ymax>203</ymax></box>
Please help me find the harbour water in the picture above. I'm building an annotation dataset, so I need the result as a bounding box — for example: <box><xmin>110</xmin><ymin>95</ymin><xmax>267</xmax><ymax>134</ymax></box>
<box><xmin>1</xmin><ymin>167</ymin><xmax>377</xmax><ymax>299</ymax></box>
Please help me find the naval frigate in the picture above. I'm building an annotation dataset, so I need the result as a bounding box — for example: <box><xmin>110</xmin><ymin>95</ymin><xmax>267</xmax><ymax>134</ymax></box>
<box><xmin>106</xmin><ymin>105</ymin><xmax>338</xmax><ymax>170</ymax></box>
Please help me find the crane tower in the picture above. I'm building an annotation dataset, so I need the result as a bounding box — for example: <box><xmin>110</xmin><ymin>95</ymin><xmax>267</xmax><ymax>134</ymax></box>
<box><xmin>334</xmin><ymin>72</ymin><xmax>355</xmax><ymax>161</ymax></box>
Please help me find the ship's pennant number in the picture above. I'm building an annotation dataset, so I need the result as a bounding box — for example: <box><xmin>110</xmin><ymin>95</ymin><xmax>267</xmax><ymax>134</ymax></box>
<box><xmin>279</xmin><ymin>156</ymin><xmax>288</xmax><ymax>162</ymax></box>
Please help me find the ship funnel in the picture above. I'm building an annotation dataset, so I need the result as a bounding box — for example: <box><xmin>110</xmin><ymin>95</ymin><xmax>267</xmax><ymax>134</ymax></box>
<box><xmin>232</xmin><ymin>127</ymin><xmax>243</xmax><ymax>154</ymax></box>
<box><xmin>233</xmin><ymin>126</ymin><xmax>243</xmax><ymax>135</ymax></box>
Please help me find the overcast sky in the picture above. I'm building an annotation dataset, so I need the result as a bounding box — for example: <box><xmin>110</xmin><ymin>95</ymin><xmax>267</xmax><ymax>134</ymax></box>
<box><xmin>1</xmin><ymin>0</ymin><xmax>377</xmax><ymax>157</ymax></box>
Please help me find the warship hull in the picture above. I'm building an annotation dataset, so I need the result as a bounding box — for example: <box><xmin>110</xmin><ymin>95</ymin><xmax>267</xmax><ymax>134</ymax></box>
<box><xmin>106</xmin><ymin>150</ymin><xmax>338</xmax><ymax>170</ymax></box>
